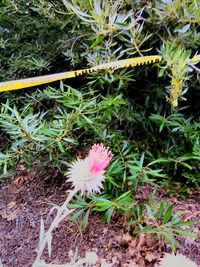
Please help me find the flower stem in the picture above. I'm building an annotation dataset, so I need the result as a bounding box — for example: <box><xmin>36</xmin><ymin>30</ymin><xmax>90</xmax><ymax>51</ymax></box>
<box><xmin>32</xmin><ymin>187</ymin><xmax>79</xmax><ymax>267</ymax></box>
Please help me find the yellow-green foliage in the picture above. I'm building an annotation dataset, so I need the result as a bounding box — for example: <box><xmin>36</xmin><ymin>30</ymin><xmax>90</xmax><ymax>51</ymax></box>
<box><xmin>161</xmin><ymin>42</ymin><xmax>192</xmax><ymax>107</ymax></box>
<box><xmin>0</xmin><ymin>0</ymin><xmax>199</xmax><ymax>190</ymax></box>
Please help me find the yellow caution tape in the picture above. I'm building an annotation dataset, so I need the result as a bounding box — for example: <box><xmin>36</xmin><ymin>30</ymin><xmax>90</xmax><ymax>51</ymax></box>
<box><xmin>0</xmin><ymin>54</ymin><xmax>199</xmax><ymax>92</ymax></box>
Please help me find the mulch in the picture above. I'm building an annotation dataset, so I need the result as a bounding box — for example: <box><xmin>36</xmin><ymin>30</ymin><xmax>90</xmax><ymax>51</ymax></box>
<box><xmin>0</xmin><ymin>168</ymin><xmax>199</xmax><ymax>267</ymax></box>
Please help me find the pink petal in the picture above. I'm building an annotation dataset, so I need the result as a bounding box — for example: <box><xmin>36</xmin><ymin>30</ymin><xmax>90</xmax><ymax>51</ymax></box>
<box><xmin>88</xmin><ymin>143</ymin><xmax>113</xmax><ymax>173</ymax></box>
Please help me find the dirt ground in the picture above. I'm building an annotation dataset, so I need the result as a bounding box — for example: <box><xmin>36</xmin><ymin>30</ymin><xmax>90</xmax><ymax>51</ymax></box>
<box><xmin>0</xmin><ymin>167</ymin><xmax>199</xmax><ymax>267</ymax></box>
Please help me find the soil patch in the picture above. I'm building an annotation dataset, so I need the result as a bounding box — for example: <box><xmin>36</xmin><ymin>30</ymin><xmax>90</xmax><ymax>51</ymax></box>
<box><xmin>0</xmin><ymin>169</ymin><xmax>199</xmax><ymax>267</ymax></box>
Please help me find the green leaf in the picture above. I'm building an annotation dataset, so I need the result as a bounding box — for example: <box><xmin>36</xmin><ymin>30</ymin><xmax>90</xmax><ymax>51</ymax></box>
<box><xmin>157</xmin><ymin>201</ymin><xmax>164</xmax><ymax>219</ymax></box>
<box><xmin>170</xmin><ymin>210</ymin><xmax>185</xmax><ymax>224</ymax></box>
<box><xmin>176</xmin><ymin>24</ymin><xmax>190</xmax><ymax>34</ymax></box>
<box><xmin>174</xmin><ymin>220</ymin><xmax>196</xmax><ymax>227</ymax></box>
<box><xmin>82</xmin><ymin>209</ymin><xmax>90</xmax><ymax>229</ymax></box>
<box><xmin>175</xmin><ymin>229</ymin><xmax>197</xmax><ymax>238</ymax></box>
<box><xmin>90</xmin><ymin>35</ymin><xmax>104</xmax><ymax>48</ymax></box>
<box><xmin>58</xmin><ymin>142</ymin><xmax>65</xmax><ymax>153</ymax></box>
<box><xmin>163</xmin><ymin>204</ymin><xmax>174</xmax><ymax>224</ymax></box>
<box><xmin>116</xmin><ymin>190</ymin><xmax>131</xmax><ymax>201</ymax></box>
<box><xmin>103</xmin><ymin>206</ymin><xmax>115</xmax><ymax>223</ymax></box>
<box><xmin>139</xmin><ymin>153</ymin><xmax>145</xmax><ymax>167</ymax></box>
<box><xmin>95</xmin><ymin>198</ymin><xmax>112</xmax><ymax>211</ymax></box>
<box><xmin>69</xmin><ymin>209</ymin><xmax>85</xmax><ymax>221</ymax></box>
<box><xmin>138</xmin><ymin>226</ymin><xmax>157</xmax><ymax>234</ymax></box>
<box><xmin>162</xmin><ymin>231</ymin><xmax>177</xmax><ymax>252</ymax></box>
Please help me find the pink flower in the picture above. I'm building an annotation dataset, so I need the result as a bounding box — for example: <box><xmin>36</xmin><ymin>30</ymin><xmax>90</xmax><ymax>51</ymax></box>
<box><xmin>88</xmin><ymin>143</ymin><xmax>113</xmax><ymax>173</ymax></box>
<box><xmin>66</xmin><ymin>144</ymin><xmax>113</xmax><ymax>195</ymax></box>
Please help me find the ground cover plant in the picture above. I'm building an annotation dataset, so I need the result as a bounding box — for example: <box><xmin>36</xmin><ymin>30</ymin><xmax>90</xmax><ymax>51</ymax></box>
<box><xmin>0</xmin><ymin>0</ymin><xmax>199</xmax><ymax>266</ymax></box>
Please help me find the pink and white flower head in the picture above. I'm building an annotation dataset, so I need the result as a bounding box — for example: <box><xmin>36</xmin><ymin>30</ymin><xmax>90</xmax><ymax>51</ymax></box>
<box><xmin>67</xmin><ymin>144</ymin><xmax>113</xmax><ymax>195</ymax></box>
<box><xmin>159</xmin><ymin>253</ymin><xmax>196</xmax><ymax>267</ymax></box>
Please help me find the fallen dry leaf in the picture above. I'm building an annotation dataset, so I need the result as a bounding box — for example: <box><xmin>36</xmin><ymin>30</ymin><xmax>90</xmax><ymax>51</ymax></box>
<box><xmin>14</xmin><ymin>175</ymin><xmax>28</xmax><ymax>186</ymax></box>
<box><xmin>7</xmin><ymin>201</ymin><xmax>16</xmax><ymax>209</ymax></box>
<box><xmin>0</xmin><ymin>207</ymin><xmax>20</xmax><ymax>221</ymax></box>
<box><xmin>145</xmin><ymin>251</ymin><xmax>159</xmax><ymax>262</ymax></box>
<box><xmin>14</xmin><ymin>169</ymin><xmax>36</xmax><ymax>186</ymax></box>
<box><xmin>0</xmin><ymin>201</ymin><xmax>20</xmax><ymax>221</ymax></box>
<box><xmin>116</xmin><ymin>233</ymin><xmax>132</xmax><ymax>247</ymax></box>
<box><xmin>126</xmin><ymin>233</ymin><xmax>160</xmax><ymax>266</ymax></box>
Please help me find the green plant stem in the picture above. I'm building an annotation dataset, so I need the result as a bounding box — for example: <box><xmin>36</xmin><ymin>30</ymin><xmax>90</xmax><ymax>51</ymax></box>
<box><xmin>32</xmin><ymin>187</ymin><xmax>79</xmax><ymax>267</ymax></box>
